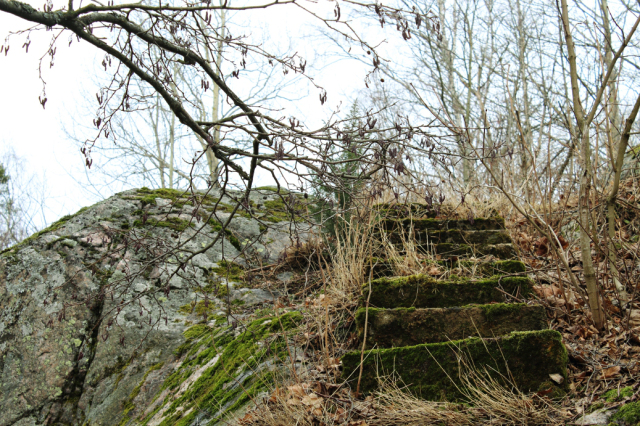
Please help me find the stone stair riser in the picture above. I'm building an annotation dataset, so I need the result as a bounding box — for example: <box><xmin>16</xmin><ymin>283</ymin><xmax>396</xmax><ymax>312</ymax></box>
<box><xmin>432</xmin><ymin>243</ymin><xmax>516</xmax><ymax>259</ymax></box>
<box><xmin>366</xmin><ymin>259</ymin><xmax>526</xmax><ymax>279</ymax></box>
<box><xmin>341</xmin><ymin>330</ymin><xmax>568</xmax><ymax>401</ymax></box>
<box><xmin>362</xmin><ymin>276</ymin><xmax>534</xmax><ymax>309</ymax></box>
<box><xmin>383</xmin><ymin>229</ymin><xmax>512</xmax><ymax>246</ymax></box>
<box><xmin>381</xmin><ymin>217</ymin><xmax>506</xmax><ymax>232</ymax></box>
<box><xmin>355</xmin><ymin>304</ymin><xmax>547</xmax><ymax>348</ymax></box>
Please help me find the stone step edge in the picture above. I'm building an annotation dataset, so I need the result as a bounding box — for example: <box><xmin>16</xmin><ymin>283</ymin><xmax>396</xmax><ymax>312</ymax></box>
<box><xmin>373</xmin><ymin>202</ymin><xmax>441</xmax><ymax>217</ymax></box>
<box><xmin>432</xmin><ymin>243</ymin><xmax>517</xmax><ymax>259</ymax></box>
<box><xmin>355</xmin><ymin>303</ymin><xmax>548</xmax><ymax>348</ymax></box>
<box><xmin>341</xmin><ymin>329</ymin><xmax>568</xmax><ymax>402</ymax></box>
<box><xmin>381</xmin><ymin>231</ymin><xmax>513</xmax><ymax>247</ymax></box>
<box><xmin>373</xmin><ymin>242</ymin><xmax>517</xmax><ymax>260</ymax></box>
<box><xmin>365</xmin><ymin>259</ymin><xmax>525</xmax><ymax>279</ymax></box>
<box><xmin>361</xmin><ymin>275</ymin><xmax>534</xmax><ymax>309</ymax></box>
<box><xmin>380</xmin><ymin>217</ymin><xmax>506</xmax><ymax>231</ymax></box>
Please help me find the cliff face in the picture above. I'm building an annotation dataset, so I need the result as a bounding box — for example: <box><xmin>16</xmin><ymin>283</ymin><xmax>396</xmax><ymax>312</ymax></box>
<box><xmin>0</xmin><ymin>188</ymin><xmax>310</xmax><ymax>426</ymax></box>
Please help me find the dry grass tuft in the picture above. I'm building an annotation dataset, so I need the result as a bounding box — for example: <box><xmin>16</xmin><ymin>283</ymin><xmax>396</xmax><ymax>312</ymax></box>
<box><xmin>328</xmin><ymin>215</ymin><xmax>380</xmax><ymax>306</ymax></box>
<box><xmin>371</xmin><ymin>356</ymin><xmax>569</xmax><ymax>426</ymax></box>
<box><xmin>277</xmin><ymin>237</ymin><xmax>326</xmax><ymax>272</ymax></box>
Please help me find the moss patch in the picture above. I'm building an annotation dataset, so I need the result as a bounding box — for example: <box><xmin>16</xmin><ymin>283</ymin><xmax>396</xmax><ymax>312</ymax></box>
<box><xmin>136</xmin><ymin>187</ymin><xmax>186</xmax><ymax>206</ymax></box>
<box><xmin>610</xmin><ymin>401</ymin><xmax>640</xmax><ymax>425</ymax></box>
<box><xmin>341</xmin><ymin>329</ymin><xmax>568</xmax><ymax>401</ymax></box>
<box><xmin>178</xmin><ymin>300</ymin><xmax>217</xmax><ymax>317</ymax></box>
<box><xmin>146</xmin><ymin>311</ymin><xmax>303</xmax><ymax>426</ymax></box>
<box><xmin>211</xmin><ymin>260</ymin><xmax>245</xmax><ymax>281</ymax></box>
<box><xmin>604</xmin><ymin>386</ymin><xmax>634</xmax><ymax>403</ymax></box>
<box><xmin>207</xmin><ymin>219</ymin><xmax>243</xmax><ymax>251</ymax></box>
<box><xmin>118</xmin><ymin>362</ymin><xmax>164</xmax><ymax>426</ymax></box>
<box><xmin>1</xmin><ymin>206</ymin><xmax>90</xmax><ymax>255</ymax></box>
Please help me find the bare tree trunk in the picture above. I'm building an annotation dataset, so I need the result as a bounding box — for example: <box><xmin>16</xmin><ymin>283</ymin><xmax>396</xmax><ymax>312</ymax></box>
<box><xmin>600</xmin><ymin>0</ymin><xmax>629</xmax><ymax>304</ymax></box>
<box><xmin>560</xmin><ymin>0</ymin><xmax>605</xmax><ymax>329</ymax></box>
<box><xmin>153</xmin><ymin>93</ymin><xmax>167</xmax><ymax>188</ymax></box>
<box><xmin>209</xmin><ymin>6</ymin><xmax>225</xmax><ymax>185</ymax></box>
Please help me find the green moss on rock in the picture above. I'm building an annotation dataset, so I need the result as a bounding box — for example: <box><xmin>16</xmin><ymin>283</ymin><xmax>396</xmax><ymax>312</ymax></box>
<box><xmin>118</xmin><ymin>362</ymin><xmax>164</xmax><ymax>426</ymax></box>
<box><xmin>178</xmin><ymin>300</ymin><xmax>217</xmax><ymax>317</ymax></box>
<box><xmin>211</xmin><ymin>260</ymin><xmax>245</xmax><ymax>281</ymax></box>
<box><xmin>132</xmin><ymin>216</ymin><xmax>194</xmax><ymax>232</ymax></box>
<box><xmin>356</xmin><ymin>303</ymin><xmax>547</xmax><ymax>348</ymax></box>
<box><xmin>207</xmin><ymin>219</ymin><xmax>243</xmax><ymax>251</ymax></box>
<box><xmin>1</xmin><ymin>206</ymin><xmax>90</xmax><ymax>255</ymax></box>
<box><xmin>610</xmin><ymin>401</ymin><xmax>640</xmax><ymax>425</ymax></box>
<box><xmin>341</xmin><ymin>329</ymin><xmax>568</xmax><ymax>401</ymax></box>
<box><xmin>144</xmin><ymin>312</ymin><xmax>303</xmax><ymax>425</ymax></box>
<box><xmin>605</xmin><ymin>386</ymin><xmax>634</xmax><ymax>403</ymax></box>
<box><xmin>363</xmin><ymin>275</ymin><xmax>534</xmax><ymax>309</ymax></box>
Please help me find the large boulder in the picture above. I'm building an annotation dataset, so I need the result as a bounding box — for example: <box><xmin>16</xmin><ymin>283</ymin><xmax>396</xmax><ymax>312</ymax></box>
<box><xmin>0</xmin><ymin>187</ymin><xmax>311</xmax><ymax>425</ymax></box>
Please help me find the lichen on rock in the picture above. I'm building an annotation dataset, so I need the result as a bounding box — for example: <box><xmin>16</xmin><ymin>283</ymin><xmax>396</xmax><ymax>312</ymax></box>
<box><xmin>0</xmin><ymin>187</ymin><xmax>312</xmax><ymax>426</ymax></box>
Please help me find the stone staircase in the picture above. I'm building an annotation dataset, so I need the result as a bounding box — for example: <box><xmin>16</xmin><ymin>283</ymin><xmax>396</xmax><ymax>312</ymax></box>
<box><xmin>341</xmin><ymin>204</ymin><xmax>568</xmax><ymax>401</ymax></box>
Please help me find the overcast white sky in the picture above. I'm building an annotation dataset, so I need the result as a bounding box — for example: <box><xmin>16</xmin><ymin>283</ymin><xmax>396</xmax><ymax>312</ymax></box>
<box><xmin>0</xmin><ymin>0</ymin><xmax>400</xmax><ymax>227</ymax></box>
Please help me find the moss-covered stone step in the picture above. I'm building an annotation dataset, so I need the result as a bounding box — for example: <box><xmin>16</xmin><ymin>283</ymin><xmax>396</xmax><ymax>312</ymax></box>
<box><xmin>384</xmin><ymin>228</ymin><xmax>512</xmax><ymax>246</ymax></box>
<box><xmin>382</xmin><ymin>217</ymin><xmax>506</xmax><ymax>232</ymax></box>
<box><xmin>366</xmin><ymin>259</ymin><xmax>525</xmax><ymax>279</ymax></box>
<box><xmin>374</xmin><ymin>203</ymin><xmax>439</xmax><ymax>219</ymax></box>
<box><xmin>341</xmin><ymin>329</ymin><xmax>568</xmax><ymax>401</ymax></box>
<box><xmin>362</xmin><ymin>275</ymin><xmax>534</xmax><ymax>308</ymax></box>
<box><xmin>356</xmin><ymin>304</ymin><xmax>547</xmax><ymax>348</ymax></box>
<box><xmin>432</xmin><ymin>242</ymin><xmax>516</xmax><ymax>259</ymax></box>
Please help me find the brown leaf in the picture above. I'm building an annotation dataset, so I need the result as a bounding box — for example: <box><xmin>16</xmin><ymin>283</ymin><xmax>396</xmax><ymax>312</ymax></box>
<box><xmin>427</xmin><ymin>266</ymin><xmax>441</xmax><ymax>276</ymax></box>
<box><xmin>301</xmin><ymin>393</ymin><xmax>323</xmax><ymax>408</ymax></box>
<box><xmin>287</xmin><ymin>384</ymin><xmax>308</xmax><ymax>397</ymax></box>
<box><xmin>557</xmin><ymin>234</ymin><xmax>569</xmax><ymax>249</ymax></box>
<box><xmin>537</xmin><ymin>388</ymin><xmax>553</xmax><ymax>396</ymax></box>
<box><xmin>601</xmin><ymin>366</ymin><xmax>621</xmax><ymax>379</ymax></box>
<box><xmin>534</xmin><ymin>237</ymin><xmax>549</xmax><ymax>256</ymax></box>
